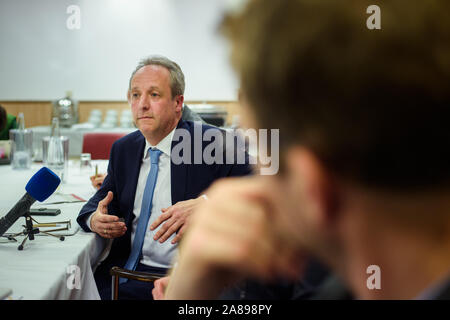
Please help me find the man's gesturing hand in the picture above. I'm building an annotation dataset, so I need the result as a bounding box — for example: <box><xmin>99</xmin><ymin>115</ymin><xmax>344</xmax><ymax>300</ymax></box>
<box><xmin>90</xmin><ymin>191</ymin><xmax>127</xmax><ymax>239</ymax></box>
<box><xmin>150</xmin><ymin>196</ymin><xmax>205</xmax><ymax>244</ymax></box>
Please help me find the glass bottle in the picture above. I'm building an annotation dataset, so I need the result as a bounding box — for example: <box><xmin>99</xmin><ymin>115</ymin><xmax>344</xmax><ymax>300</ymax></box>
<box><xmin>52</xmin><ymin>91</ymin><xmax>79</xmax><ymax>128</ymax></box>
<box><xmin>46</xmin><ymin>117</ymin><xmax>65</xmax><ymax>181</ymax></box>
<box><xmin>11</xmin><ymin>113</ymin><xmax>32</xmax><ymax>170</ymax></box>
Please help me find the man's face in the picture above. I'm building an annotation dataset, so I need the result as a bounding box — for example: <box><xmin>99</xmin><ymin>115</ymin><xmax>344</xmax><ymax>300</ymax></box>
<box><xmin>128</xmin><ymin>65</ymin><xmax>183</xmax><ymax>143</ymax></box>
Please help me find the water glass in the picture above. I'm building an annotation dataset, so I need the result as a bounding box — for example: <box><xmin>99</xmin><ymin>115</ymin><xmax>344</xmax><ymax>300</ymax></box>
<box><xmin>80</xmin><ymin>153</ymin><xmax>92</xmax><ymax>175</ymax></box>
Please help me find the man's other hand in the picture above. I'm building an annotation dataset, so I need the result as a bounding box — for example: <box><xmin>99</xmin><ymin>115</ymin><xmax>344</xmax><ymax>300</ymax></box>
<box><xmin>150</xmin><ymin>196</ymin><xmax>206</xmax><ymax>244</ymax></box>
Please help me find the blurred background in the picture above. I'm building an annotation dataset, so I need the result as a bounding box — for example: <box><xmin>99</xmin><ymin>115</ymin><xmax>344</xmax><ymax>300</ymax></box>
<box><xmin>0</xmin><ymin>0</ymin><xmax>247</xmax><ymax>128</ymax></box>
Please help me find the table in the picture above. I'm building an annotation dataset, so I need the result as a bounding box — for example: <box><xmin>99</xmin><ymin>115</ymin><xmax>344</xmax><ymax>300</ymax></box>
<box><xmin>0</xmin><ymin>160</ymin><xmax>109</xmax><ymax>299</ymax></box>
<box><xmin>29</xmin><ymin>125</ymin><xmax>136</xmax><ymax>160</ymax></box>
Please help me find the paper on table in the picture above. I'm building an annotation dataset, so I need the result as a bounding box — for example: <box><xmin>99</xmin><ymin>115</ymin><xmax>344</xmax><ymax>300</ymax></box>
<box><xmin>42</xmin><ymin>193</ymin><xmax>86</xmax><ymax>205</ymax></box>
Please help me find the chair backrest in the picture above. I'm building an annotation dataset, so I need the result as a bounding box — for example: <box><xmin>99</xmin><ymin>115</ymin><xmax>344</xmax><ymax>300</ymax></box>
<box><xmin>82</xmin><ymin>132</ymin><xmax>127</xmax><ymax>160</ymax></box>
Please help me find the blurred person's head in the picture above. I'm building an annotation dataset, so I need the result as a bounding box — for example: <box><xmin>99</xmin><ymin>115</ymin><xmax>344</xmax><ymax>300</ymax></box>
<box><xmin>127</xmin><ymin>55</ymin><xmax>184</xmax><ymax>145</ymax></box>
<box><xmin>0</xmin><ymin>105</ymin><xmax>6</xmax><ymax>131</ymax></box>
<box><xmin>222</xmin><ymin>0</ymin><xmax>450</xmax><ymax>298</ymax></box>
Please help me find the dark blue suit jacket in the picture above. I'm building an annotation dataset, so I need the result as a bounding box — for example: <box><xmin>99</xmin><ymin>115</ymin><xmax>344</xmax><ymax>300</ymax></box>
<box><xmin>77</xmin><ymin>119</ymin><xmax>252</xmax><ymax>277</ymax></box>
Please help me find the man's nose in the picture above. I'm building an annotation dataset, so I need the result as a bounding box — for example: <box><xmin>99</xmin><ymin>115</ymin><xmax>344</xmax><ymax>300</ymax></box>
<box><xmin>138</xmin><ymin>94</ymin><xmax>150</xmax><ymax>110</ymax></box>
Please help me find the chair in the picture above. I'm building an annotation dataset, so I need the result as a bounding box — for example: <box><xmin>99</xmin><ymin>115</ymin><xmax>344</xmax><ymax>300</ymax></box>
<box><xmin>82</xmin><ymin>132</ymin><xmax>127</xmax><ymax>160</ymax></box>
<box><xmin>109</xmin><ymin>267</ymin><xmax>164</xmax><ymax>300</ymax></box>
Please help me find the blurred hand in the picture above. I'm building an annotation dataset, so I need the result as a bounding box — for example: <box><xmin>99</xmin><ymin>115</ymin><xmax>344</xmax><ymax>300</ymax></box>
<box><xmin>152</xmin><ymin>276</ymin><xmax>170</xmax><ymax>300</ymax></box>
<box><xmin>90</xmin><ymin>173</ymin><xmax>107</xmax><ymax>190</ymax></box>
<box><xmin>164</xmin><ymin>176</ymin><xmax>305</xmax><ymax>300</ymax></box>
<box><xmin>90</xmin><ymin>191</ymin><xmax>127</xmax><ymax>239</ymax></box>
<box><xmin>150</xmin><ymin>196</ymin><xmax>206</xmax><ymax>244</ymax></box>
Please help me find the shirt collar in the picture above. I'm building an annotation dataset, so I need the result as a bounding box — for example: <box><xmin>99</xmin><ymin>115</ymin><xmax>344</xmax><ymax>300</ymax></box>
<box><xmin>143</xmin><ymin>128</ymin><xmax>175</xmax><ymax>160</ymax></box>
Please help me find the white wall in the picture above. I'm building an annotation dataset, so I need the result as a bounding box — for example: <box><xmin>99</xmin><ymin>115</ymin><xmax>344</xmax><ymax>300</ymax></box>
<box><xmin>0</xmin><ymin>0</ymin><xmax>242</xmax><ymax>101</ymax></box>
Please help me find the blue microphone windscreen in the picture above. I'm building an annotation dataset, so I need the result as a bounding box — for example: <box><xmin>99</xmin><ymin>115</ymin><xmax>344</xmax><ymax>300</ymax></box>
<box><xmin>25</xmin><ymin>167</ymin><xmax>61</xmax><ymax>202</ymax></box>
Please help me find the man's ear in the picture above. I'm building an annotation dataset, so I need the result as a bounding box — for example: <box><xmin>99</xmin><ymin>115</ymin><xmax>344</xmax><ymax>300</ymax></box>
<box><xmin>175</xmin><ymin>95</ymin><xmax>184</xmax><ymax>113</ymax></box>
<box><xmin>286</xmin><ymin>147</ymin><xmax>340</xmax><ymax>231</ymax></box>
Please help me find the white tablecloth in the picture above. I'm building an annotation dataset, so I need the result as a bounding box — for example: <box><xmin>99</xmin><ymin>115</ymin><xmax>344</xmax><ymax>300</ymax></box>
<box><xmin>0</xmin><ymin>161</ymin><xmax>109</xmax><ymax>300</ymax></box>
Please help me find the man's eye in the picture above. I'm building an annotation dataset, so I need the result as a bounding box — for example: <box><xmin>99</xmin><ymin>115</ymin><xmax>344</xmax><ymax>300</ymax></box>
<box><xmin>132</xmin><ymin>93</ymin><xmax>139</xmax><ymax>98</ymax></box>
<box><xmin>151</xmin><ymin>93</ymin><xmax>159</xmax><ymax>97</ymax></box>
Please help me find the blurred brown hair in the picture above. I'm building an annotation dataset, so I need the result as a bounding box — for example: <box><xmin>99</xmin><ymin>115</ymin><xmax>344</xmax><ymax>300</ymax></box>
<box><xmin>222</xmin><ymin>0</ymin><xmax>450</xmax><ymax>190</ymax></box>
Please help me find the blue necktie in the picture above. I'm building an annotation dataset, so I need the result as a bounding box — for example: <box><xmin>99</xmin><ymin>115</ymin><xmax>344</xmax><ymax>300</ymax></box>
<box><xmin>120</xmin><ymin>148</ymin><xmax>162</xmax><ymax>284</ymax></box>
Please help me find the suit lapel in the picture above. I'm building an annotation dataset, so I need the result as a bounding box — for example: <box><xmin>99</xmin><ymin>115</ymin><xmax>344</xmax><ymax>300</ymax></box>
<box><xmin>125</xmin><ymin>132</ymin><xmax>146</xmax><ymax>224</ymax></box>
<box><xmin>170</xmin><ymin>120</ymin><xmax>188</xmax><ymax>204</ymax></box>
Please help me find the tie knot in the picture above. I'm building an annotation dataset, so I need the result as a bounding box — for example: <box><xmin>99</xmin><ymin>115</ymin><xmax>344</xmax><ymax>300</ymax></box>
<box><xmin>149</xmin><ymin>148</ymin><xmax>162</xmax><ymax>164</ymax></box>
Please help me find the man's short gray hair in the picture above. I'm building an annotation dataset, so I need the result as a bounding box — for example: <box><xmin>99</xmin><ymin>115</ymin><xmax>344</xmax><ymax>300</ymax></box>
<box><xmin>128</xmin><ymin>55</ymin><xmax>185</xmax><ymax>98</ymax></box>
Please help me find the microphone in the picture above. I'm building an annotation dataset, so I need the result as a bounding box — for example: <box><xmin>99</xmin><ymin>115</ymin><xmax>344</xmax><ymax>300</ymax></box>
<box><xmin>0</xmin><ymin>167</ymin><xmax>61</xmax><ymax>237</ymax></box>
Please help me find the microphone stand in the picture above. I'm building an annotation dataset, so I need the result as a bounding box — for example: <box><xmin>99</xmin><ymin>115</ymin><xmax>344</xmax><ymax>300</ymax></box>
<box><xmin>6</xmin><ymin>212</ymin><xmax>68</xmax><ymax>250</ymax></box>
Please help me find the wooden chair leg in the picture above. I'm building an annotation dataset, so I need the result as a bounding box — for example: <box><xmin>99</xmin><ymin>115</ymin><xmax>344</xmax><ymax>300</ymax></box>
<box><xmin>111</xmin><ymin>275</ymin><xmax>119</xmax><ymax>300</ymax></box>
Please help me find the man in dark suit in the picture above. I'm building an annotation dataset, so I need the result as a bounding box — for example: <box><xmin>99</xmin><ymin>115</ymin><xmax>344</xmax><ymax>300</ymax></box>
<box><xmin>88</xmin><ymin>104</ymin><xmax>205</xmax><ymax>190</ymax></box>
<box><xmin>165</xmin><ymin>0</ymin><xmax>450</xmax><ymax>300</ymax></box>
<box><xmin>77</xmin><ymin>55</ymin><xmax>251</xmax><ymax>300</ymax></box>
